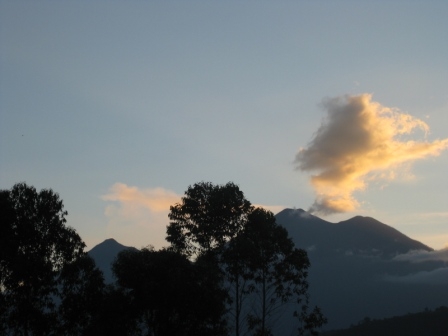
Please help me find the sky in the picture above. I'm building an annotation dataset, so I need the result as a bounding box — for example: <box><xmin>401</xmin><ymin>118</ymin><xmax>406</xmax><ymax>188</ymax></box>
<box><xmin>1</xmin><ymin>1</ymin><xmax>448</xmax><ymax>251</ymax></box>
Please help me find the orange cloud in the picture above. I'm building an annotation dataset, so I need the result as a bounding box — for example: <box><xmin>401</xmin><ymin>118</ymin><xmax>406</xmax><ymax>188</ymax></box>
<box><xmin>102</xmin><ymin>183</ymin><xmax>180</xmax><ymax>212</ymax></box>
<box><xmin>295</xmin><ymin>94</ymin><xmax>448</xmax><ymax>215</ymax></box>
<box><xmin>101</xmin><ymin>183</ymin><xmax>181</xmax><ymax>249</ymax></box>
<box><xmin>253</xmin><ymin>204</ymin><xmax>286</xmax><ymax>215</ymax></box>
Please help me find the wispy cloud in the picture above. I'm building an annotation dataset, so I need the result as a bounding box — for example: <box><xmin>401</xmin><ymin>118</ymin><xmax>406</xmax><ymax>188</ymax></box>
<box><xmin>100</xmin><ymin>183</ymin><xmax>287</xmax><ymax>247</ymax></box>
<box><xmin>253</xmin><ymin>204</ymin><xmax>286</xmax><ymax>215</ymax></box>
<box><xmin>392</xmin><ymin>248</ymin><xmax>448</xmax><ymax>263</ymax></box>
<box><xmin>383</xmin><ymin>267</ymin><xmax>448</xmax><ymax>285</ymax></box>
<box><xmin>384</xmin><ymin>249</ymin><xmax>448</xmax><ymax>284</ymax></box>
<box><xmin>295</xmin><ymin>94</ymin><xmax>448</xmax><ymax>215</ymax></box>
<box><xmin>101</xmin><ymin>183</ymin><xmax>181</xmax><ymax>249</ymax></box>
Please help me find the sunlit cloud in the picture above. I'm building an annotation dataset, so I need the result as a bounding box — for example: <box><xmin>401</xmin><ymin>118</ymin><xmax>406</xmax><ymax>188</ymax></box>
<box><xmin>100</xmin><ymin>184</ymin><xmax>288</xmax><ymax>247</ymax></box>
<box><xmin>295</xmin><ymin>94</ymin><xmax>448</xmax><ymax>215</ymax></box>
<box><xmin>101</xmin><ymin>183</ymin><xmax>181</xmax><ymax>249</ymax></box>
<box><xmin>254</xmin><ymin>204</ymin><xmax>286</xmax><ymax>215</ymax></box>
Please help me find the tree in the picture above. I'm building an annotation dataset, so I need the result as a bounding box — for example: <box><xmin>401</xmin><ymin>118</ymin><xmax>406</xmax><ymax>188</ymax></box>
<box><xmin>112</xmin><ymin>247</ymin><xmax>227</xmax><ymax>336</ymax></box>
<box><xmin>85</xmin><ymin>285</ymin><xmax>141</xmax><ymax>336</ymax></box>
<box><xmin>232</xmin><ymin>208</ymin><xmax>313</xmax><ymax>335</ymax></box>
<box><xmin>0</xmin><ymin>183</ymin><xmax>104</xmax><ymax>335</ymax></box>
<box><xmin>57</xmin><ymin>254</ymin><xmax>105</xmax><ymax>335</ymax></box>
<box><xmin>166</xmin><ymin>181</ymin><xmax>252</xmax><ymax>259</ymax></box>
<box><xmin>166</xmin><ymin>182</ymin><xmax>326</xmax><ymax>335</ymax></box>
<box><xmin>166</xmin><ymin>181</ymin><xmax>253</xmax><ymax>335</ymax></box>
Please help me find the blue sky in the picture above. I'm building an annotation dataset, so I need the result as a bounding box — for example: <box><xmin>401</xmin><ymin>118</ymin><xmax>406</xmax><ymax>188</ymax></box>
<box><xmin>1</xmin><ymin>1</ymin><xmax>447</xmax><ymax>250</ymax></box>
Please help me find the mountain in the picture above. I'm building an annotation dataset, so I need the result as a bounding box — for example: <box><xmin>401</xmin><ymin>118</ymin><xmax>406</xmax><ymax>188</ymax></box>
<box><xmin>275</xmin><ymin>209</ymin><xmax>447</xmax><ymax>330</ymax></box>
<box><xmin>88</xmin><ymin>238</ymin><xmax>138</xmax><ymax>283</ymax></box>
<box><xmin>276</xmin><ymin>208</ymin><xmax>432</xmax><ymax>258</ymax></box>
<box><xmin>87</xmin><ymin>211</ymin><xmax>448</xmax><ymax>331</ymax></box>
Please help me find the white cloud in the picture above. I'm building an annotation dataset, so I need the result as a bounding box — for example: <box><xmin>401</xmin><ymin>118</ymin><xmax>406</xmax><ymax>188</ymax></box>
<box><xmin>392</xmin><ymin>248</ymin><xmax>448</xmax><ymax>263</ymax></box>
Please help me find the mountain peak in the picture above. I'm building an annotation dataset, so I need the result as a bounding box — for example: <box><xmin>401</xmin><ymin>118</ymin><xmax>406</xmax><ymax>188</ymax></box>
<box><xmin>88</xmin><ymin>239</ymin><xmax>137</xmax><ymax>283</ymax></box>
<box><xmin>276</xmin><ymin>209</ymin><xmax>432</xmax><ymax>257</ymax></box>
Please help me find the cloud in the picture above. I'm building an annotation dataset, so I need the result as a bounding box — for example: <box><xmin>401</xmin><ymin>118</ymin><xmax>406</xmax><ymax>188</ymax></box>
<box><xmin>392</xmin><ymin>248</ymin><xmax>448</xmax><ymax>263</ymax></box>
<box><xmin>102</xmin><ymin>183</ymin><xmax>180</xmax><ymax>212</ymax></box>
<box><xmin>101</xmin><ymin>183</ymin><xmax>181</xmax><ymax>249</ymax></box>
<box><xmin>383</xmin><ymin>267</ymin><xmax>448</xmax><ymax>285</ymax></box>
<box><xmin>253</xmin><ymin>204</ymin><xmax>286</xmax><ymax>215</ymax></box>
<box><xmin>295</xmin><ymin>94</ymin><xmax>448</xmax><ymax>215</ymax></box>
<box><xmin>384</xmin><ymin>249</ymin><xmax>448</xmax><ymax>284</ymax></box>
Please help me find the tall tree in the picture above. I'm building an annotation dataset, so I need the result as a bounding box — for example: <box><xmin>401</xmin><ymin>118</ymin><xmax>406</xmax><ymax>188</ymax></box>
<box><xmin>221</xmin><ymin>231</ymin><xmax>255</xmax><ymax>336</ymax></box>
<box><xmin>166</xmin><ymin>181</ymin><xmax>253</xmax><ymax>335</ymax></box>
<box><xmin>239</xmin><ymin>208</ymin><xmax>326</xmax><ymax>336</ymax></box>
<box><xmin>166</xmin><ymin>181</ymin><xmax>252</xmax><ymax>258</ymax></box>
<box><xmin>0</xmin><ymin>183</ymin><xmax>104</xmax><ymax>335</ymax></box>
<box><xmin>166</xmin><ymin>182</ymin><xmax>326</xmax><ymax>335</ymax></box>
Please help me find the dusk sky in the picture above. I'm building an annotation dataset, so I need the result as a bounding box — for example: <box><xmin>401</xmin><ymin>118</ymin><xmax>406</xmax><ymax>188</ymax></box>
<box><xmin>1</xmin><ymin>1</ymin><xmax>447</xmax><ymax>251</ymax></box>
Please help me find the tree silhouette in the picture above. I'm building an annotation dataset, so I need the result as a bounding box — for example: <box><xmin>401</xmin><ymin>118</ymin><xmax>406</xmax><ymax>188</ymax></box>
<box><xmin>0</xmin><ymin>183</ymin><xmax>104</xmax><ymax>335</ymax></box>
<box><xmin>167</xmin><ymin>181</ymin><xmax>254</xmax><ymax>335</ymax></box>
<box><xmin>166</xmin><ymin>181</ymin><xmax>252</xmax><ymax>259</ymax></box>
<box><xmin>112</xmin><ymin>247</ymin><xmax>227</xmax><ymax>336</ymax></box>
<box><xmin>57</xmin><ymin>254</ymin><xmax>105</xmax><ymax>334</ymax></box>
<box><xmin>166</xmin><ymin>182</ymin><xmax>326</xmax><ymax>335</ymax></box>
<box><xmin>236</xmin><ymin>208</ymin><xmax>325</xmax><ymax>335</ymax></box>
<box><xmin>85</xmin><ymin>285</ymin><xmax>141</xmax><ymax>336</ymax></box>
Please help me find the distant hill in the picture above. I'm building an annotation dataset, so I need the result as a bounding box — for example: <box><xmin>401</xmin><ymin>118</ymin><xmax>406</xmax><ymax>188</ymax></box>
<box><xmin>322</xmin><ymin>306</ymin><xmax>448</xmax><ymax>336</ymax></box>
<box><xmin>88</xmin><ymin>238</ymin><xmax>137</xmax><ymax>283</ymax></box>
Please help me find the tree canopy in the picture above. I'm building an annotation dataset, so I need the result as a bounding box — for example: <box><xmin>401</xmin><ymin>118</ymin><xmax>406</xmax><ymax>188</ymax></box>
<box><xmin>1</xmin><ymin>181</ymin><xmax>326</xmax><ymax>335</ymax></box>
<box><xmin>166</xmin><ymin>181</ymin><xmax>252</xmax><ymax>258</ymax></box>
<box><xmin>112</xmin><ymin>247</ymin><xmax>228</xmax><ymax>336</ymax></box>
<box><xmin>0</xmin><ymin>183</ymin><xmax>104</xmax><ymax>335</ymax></box>
<box><xmin>166</xmin><ymin>181</ymin><xmax>327</xmax><ymax>336</ymax></box>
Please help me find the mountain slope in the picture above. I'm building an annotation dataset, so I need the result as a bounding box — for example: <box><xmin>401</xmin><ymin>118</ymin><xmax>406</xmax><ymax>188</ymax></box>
<box><xmin>276</xmin><ymin>208</ymin><xmax>432</xmax><ymax>257</ymax></box>
<box><xmin>87</xmin><ymin>211</ymin><xmax>447</xmax><ymax>330</ymax></box>
<box><xmin>275</xmin><ymin>209</ymin><xmax>446</xmax><ymax>330</ymax></box>
<box><xmin>88</xmin><ymin>238</ymin><xmax>137</xmax><ymax>283</ymax></box>
<box><xmin>323</xmin><ymin>306</ymin><xmax>448</xmax><ymax>336</ymax></box>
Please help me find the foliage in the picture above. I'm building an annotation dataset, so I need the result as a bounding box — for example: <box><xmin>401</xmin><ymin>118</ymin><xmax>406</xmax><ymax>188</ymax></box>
<box><xmin>85</xmin><ymin>285</ymin><xmax>141</xmax><ymax>336</ymax></box>
<box><xmin>166</xmin><ymin>181</ymin><xmax>327</xmax><ymax>336</ymax></box>
<box><xmin>0</xmin><ymin>180</ymin><xmax>327</xmax><ymax>335</ymax></box>
<box><xmin>236</xmin><ymin>207</ymin><xmax>323</xmax><ymax>335</ymax></box>
<box><xmin>322</xmin><ymin>306</ymin><xmax>448</xmax><ymax>336</ymax></box>
<box><xmin>57</xmin><ymin>254</ymin><xmax>105</xmax><ymax>334</ymax></box>
<box><xmin>0</xmin><ymin>183</ymin><xmax>104</xmax><ymax>335</ymax></box>
<box><xmin>166</xmin><ymin>181</ymin><xmax>252</xmax><ymax>258</ymax></box>
<box><xmin>112</xmin><ymin>247</ymin><xmax>228</xmax><ymax>336</ymax></box>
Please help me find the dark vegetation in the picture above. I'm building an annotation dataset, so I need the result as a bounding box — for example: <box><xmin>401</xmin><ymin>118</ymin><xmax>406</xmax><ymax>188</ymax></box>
<box><xmin>1</xmin><ymin>182</ymin><xmax>326</xmax><ymax>335</ymax></box>
<box><xmin>322</xmin><ymin>306</ymin><xmax>448</xmax><ymax>336</ymax></box>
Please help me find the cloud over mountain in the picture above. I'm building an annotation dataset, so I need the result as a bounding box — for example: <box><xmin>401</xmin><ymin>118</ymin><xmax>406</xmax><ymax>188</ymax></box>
<box><xmin>101</xmin><ymin>183</ymin><xmax>181</xmax><ymax>249</ymax></box>
<box><xmin>295</xmin><ymin>94</ymin><xmax>448</xmax><ymax>215</ymax></box>
<box><xmin>393</xmin><ymin>248</ymin><xmax>448</xmax><ymax>263</ymax></box>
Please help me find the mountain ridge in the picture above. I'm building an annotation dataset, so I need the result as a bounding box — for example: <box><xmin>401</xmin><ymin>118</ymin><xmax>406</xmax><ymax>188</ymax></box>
<box><xmin>275</xmin><ymin>208</ymin><xmax>432</xmax><ymax>257</ymax></box>
<box><xmin>87</xmin><ymin>209</ymin><xmax>446</xmax><ymax>330</ymax></box>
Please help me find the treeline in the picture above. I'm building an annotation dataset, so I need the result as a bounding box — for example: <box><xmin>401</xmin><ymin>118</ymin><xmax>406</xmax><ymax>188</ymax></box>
<box><xmin>323</xmin><ymin>306</ymin><xmax>448</xmax><ymax>336</ymax></box>
<box><xmin>1</xmin><ymin>182</ymin><xmax>326</xmax><ymax>336</ymax></box>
